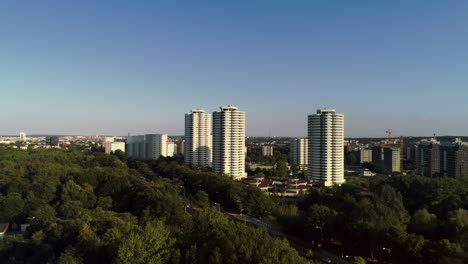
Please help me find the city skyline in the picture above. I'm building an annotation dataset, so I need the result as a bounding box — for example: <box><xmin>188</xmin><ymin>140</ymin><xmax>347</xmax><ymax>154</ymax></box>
<box><xmin>1</xmin><ymin>1</ymin><xmax>468</xmax><ymax>137</ymax></box>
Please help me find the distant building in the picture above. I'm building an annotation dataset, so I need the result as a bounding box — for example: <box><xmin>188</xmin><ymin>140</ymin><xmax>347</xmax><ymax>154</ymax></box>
<box><xmin>145</xmin><ymin>134</ymin><xmax>168</xmax><ymax>159</ymax></box>
<box><xmin>360</xmin><ymin>149</ymin><xmax>372</xmax><ymax>163</ymax></box>
<box><xmin>179</xmin><ymin>140</ymin><xmax>185</xmax><ymax>155</ymax></box>
<box><xmin>262</xmin><ymin>145</ymin><xmax>274</xmax><ymax>156</ymax></box>
<box><xmin>105</xmin><ymin>141</ymin><xmax>125</xmax><ymax>154</ymax></box>
<box><xmin>101</xmin><ymin>137</ymin><xmax>114</xmax><ymax>146</ymax></box>
<box><xmin>19</xmin><ymin>132</ymin><xmax>26</xmax><ymax>141</ymax></box>
<box><xmin>290</xmin><ymin>138</ymin><xmax>308</xmax><ymax>169</ymax></box>
<box><xmin>184</xmin><ymin>109</ymin><xmax>211</xmax><ymax>167</ymax></box>
<box><xmin>416</xmin><ymin>139</ymin><xmax>440</xmax><ymax>177</ymax></box>
<box><xmin>167</xmin><ymin>141</ymin><xmax>177</xmax><ymax>157</ymax></box>
<box><xmin>213</xmin><ymin>106</ymin><xmax>246</xmax><ymax>180</ymax></box>
<box><xmin>438</xmin><ymin>140</ymin><xmax>468</xmax><ymax>178</ymax></box>
<box><xmin>127</xmin><ymin>134</ymin><xmax>168</xmax><ymax>160</ymax></box>
<box><xmin>372</xmin><ymin>146</ymin><xmax>401</xmax><ymax>174</ymax></box>
<box><xmin>45</xmin><ymin>136</ymin><xmax>60</xmax><ymax>147</ymax></box>
<box><xmin>308</xmin><ymin>109</ymin><xmax>345</xmax><ymax>186</ymax></box>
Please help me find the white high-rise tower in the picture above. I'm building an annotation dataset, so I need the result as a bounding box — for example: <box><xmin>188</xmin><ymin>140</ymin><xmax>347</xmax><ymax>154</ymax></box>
<box><xmin>212</xmin><ymin>106</ymin><xmax>246</xmax><ymax>180</ymax></box>
<box><xmin>185</xmin><ymin>109</ymin><xmax>212</xmax><ymax>167</ymax></box>
<box><xmin>307</xmin><ymin>109</ymin><xmax>345</xmax><ymax>186</ymax></box>
<box><xmin>290</xmin><ymin>138</ymin><xmax>308</xmax><ymax>170</ymax></box>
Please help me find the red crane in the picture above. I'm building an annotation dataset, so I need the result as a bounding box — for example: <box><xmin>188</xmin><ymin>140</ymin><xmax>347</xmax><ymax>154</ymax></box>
<box><xmin>386</xmin><ymin>129</ymin><xmax>392</xmax><ymax>144</ymax></box>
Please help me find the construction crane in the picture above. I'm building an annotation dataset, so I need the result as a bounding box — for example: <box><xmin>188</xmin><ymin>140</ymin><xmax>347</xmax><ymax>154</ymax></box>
<box><xmin>386</xmin><ymin>129</ymin><xmax>392</xmax><ymax>144</ymax></box>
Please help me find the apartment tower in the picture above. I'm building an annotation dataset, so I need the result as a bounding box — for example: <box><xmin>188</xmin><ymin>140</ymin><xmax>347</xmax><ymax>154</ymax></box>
<box><xmin>212</xmin><ymin>106</ymin><xmax>246</xmax><ymax>180</ymax></box>
<box><xmin>290</xmin><ymin>138</ymin><xmax>308</xmax><ymax>170</ymax></box>
<box><xmin>307</xmin><ymin>109</ymin><xmax>345</xmax><ymax>186</ymax></box>
<box><xmin>185</xmin><ymin>109</ymin><xmax>212</xmax><ymax>167</ymax></box>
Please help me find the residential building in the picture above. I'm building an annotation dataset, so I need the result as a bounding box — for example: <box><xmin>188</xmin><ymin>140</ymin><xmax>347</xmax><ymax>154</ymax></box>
<box><xmin>184</xmin><ymin>109</ymin><xmax>212</xmax><ymax>167</ymax></box>
<box><xmin>307</xmin><ymin>109</ymin><xmax>345</xmax><ymax>186</ymax></box>
<box><xmin>167</xmin><ymin>141</ymin><xmax>177</xmax><ymax>157</ymax></box>
<box><xmin>45</xmin><ymin>136</ymin><xmax>60</xmax><ymax>147</ymax></box>
<box><xmin>212</xmin><ymin>106</ymin><xmax>246</xmax><ymax>180</ymax></box>
<box><xmin>372</xmin><ymin>146</ymin><xmax>401</xmax><ymax>174</ymax></box>
<box><xmin>290</xmin><ymin>138</ymin><xmax>308</xmax><ymax>170</ymax></box>
<box><xmin>105</xmin><ymin>141</ymin><xmax>125</xmax><ymax>154</ymax></box>
<box><xmin>262</xmin><ymin>145</ymin><xmax>274</xmax><ymax>156</ymax></box>
<box><xmin>127</xmin><ymin>134</ymin><xmax>168</xmax><ymax>160</ymax></box>
<box><xmin>360</xmin><ymin>148</ymin><xmax>372</xmax><ymax>163</ymax></box>
<box><xmin>416</xmin><ymin>138</ymin><xmax>440</xmax><ymax>177</ymax></box>
<box><xmin>439</xmin><ymin>140</ymin><xmax>468</xmax><ymax>178</ymax></box>
<box><xmin>145</xmin><ymin>134</ymin><xmax>168</xmax><ymax>159</ymax></box>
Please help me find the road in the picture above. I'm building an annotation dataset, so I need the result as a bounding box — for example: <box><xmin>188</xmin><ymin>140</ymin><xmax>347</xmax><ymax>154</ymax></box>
<box><xmin>223</xmin><ymin>211</ymin><xmax>349</xmax><ymax>264</ymax></box>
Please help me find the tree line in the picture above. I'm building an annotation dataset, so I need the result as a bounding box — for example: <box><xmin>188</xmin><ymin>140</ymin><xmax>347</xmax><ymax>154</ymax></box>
<box><xmin>0</xmin><ymin>148</ymin><xmax>308</xmax><ymax>263</ymax></box>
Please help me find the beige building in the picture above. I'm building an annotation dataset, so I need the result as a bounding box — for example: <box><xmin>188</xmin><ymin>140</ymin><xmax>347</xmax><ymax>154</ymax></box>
<box><xmin>290</xmin><ymin>138</ymin><xmax>308</xmax><ymax>169</ymax></box>
<box><xmin>308</xmin><ymin>109</ymin><xmax>345</xmax><ymax>186</ymax></box>
<box><xmin>213</xmin><ymin>106</ymin><xmax>246</xmax><ymax>180</ymax></box>
<box><xmin>185</xmin><ymin>109</ymin><xmax>212</xmax><ymax>167</ymax></box>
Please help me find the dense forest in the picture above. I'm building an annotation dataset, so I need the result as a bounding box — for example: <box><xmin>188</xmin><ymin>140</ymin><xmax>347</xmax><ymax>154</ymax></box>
<box><xmin>141</xmin><ymin>156</ymin><xmax>468</xmax><ymax>264</ymax></box>
<box><xmin>0</xmin><ymin>148</ymin><xmax>307</xmax><ymax>263</ymax></box>
<box><xmin>0</xmin><ymin>147</ymin><xmax>467</xmax><ymax>263</ymax></box>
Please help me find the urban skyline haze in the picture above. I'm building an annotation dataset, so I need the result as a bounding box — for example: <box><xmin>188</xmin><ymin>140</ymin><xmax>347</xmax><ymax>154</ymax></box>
<box><xmin>1</xmin><ymin>1</ymin><xmax>468</xmax><ymax>137</ymax></box>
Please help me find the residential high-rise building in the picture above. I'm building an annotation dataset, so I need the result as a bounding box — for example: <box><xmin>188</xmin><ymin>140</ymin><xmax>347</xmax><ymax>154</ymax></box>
<box><xmin>290</xmin><ymin>138</ymin><xmax>308</xmax><ymax>170</ymax></box>
<box><xmin>167</xmin><ymin>141</ymin><xmax>177</xmax><ymax>157</ymax></box>
<box><xmin>438</xmin><ymin>140</ymin><xmax>468</xmax><ymax>178</ymax></box>
<box><xmin>145</xmin><ymin>134</ymin><xmax>168</xmax><ymax>159</ymax></box>
<box><xmin>212</xmin><ymin>106</ymin><xmax>246</xmax><ymax>180</ymax></box>
<box><xmin>184</xmin><ymin>109</ymin><xmax>212</xmax><ymax>167</ymax></box>
<box><xmin>360</xmin><ymin>148</ymin><xmax>372</xmax><ymax>163</ymax></box>
<box><xmin>127</xmin><ymin>135</ymin><xmax>145</xmax><ymax>159</ymax></box>
<box><xmin>45</xmin><ymin>136</ymin><xmax>60</xmax><ymax>147</ymax></box>
<box><xmin>371</xmin><ymin>146</ymin><xmax>401</xmax><ymax>174</ymax></box>
<box><xmin>416</xmin><ymin>138</ymin><xmax>440</xmax><ymax>177</ymax></box>
<box><xmin>19</xmin><ymin>132</ymin><xmax>27</xmax><ymax>141</ymax></box>
<box><xmin>127</xmin><ymin>134</ymin><xmax>168</xmax><ymax>160</ymax></box>
<box><xmin>262</xmin><ymin>145</ymin><xmax>274</xmax><ymax>156</ymax></box>
<box><xmin>307</xmin><ymin>109</ymin><xmax>345</xmax><ymax>186</ymax></box>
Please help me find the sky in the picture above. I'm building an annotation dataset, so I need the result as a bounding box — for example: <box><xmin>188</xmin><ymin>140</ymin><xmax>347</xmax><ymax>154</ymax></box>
<box><xmin>1</xmin><ymin>0</ymin><xmax>467</xmax><ymax>137</ymax></box>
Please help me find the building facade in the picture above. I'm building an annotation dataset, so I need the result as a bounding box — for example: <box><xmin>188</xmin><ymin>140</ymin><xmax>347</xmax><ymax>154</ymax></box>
<box><xmin>416</xmin><ymin>139</ymin><xmax>440</xmax><ymax>177</ymax></box>
<box><xmin>184</xmin><ymin>109</ymin><xmax>212</xmax><ymax>167</ymax></box>
<box><xmin>212</xmin><ymin>106</ymin><xmax>246</xmax><ymax>180</ymax></box>
<box><xmin>360</xmin><ymin>148</ymin><xmax>372</xmax><ymax>163</ymax></box>
<box><xmin>290</xmin><ymin>138</ymin><xmax>308</xmax><ymax>169</ymax></box>
<box><xmin>371</xmin><ymin>146</ymin><xmax>401</xmax><ymax>174</ymax></box>
<box><xmin>262</xmin><ymin>145</ymin><xmax>274</xmax><ymax>156</ymax></box>
<box><xmin>127</xmin><ymin>134</ymin><xmax>168</xmax><ymax>160</ymax></box>
<box><xmin>307</xmin><ymin>109</ymin><xmax>345</xmax><ymax>186</ymax></box>
<box><xmin>438</xmin><ymin>140</ymin><xmax>468</xmax><ymax>178</ymax></box>
<box><xmin>167</xmin><ymin>141</ymin><xmax>177</xmax><ymax>157</ymax></box>
<box><xmin>105</xmin><ymin>141</ymin><xmax>126</xmax><ymax>154</ymax></box>
<box><xmin>19</xmin><ymin>132</ymin><xmax>26</xmax><ymax>142</ymax></box>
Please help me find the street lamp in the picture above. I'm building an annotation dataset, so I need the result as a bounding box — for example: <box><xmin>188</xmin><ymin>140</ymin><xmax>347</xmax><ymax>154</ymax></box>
<box><xmin>382</xmin><ymin>247</ymin><xmax>391</xmax><ymax>263</ymax></box>
<box><xmin>315</xmin><ymin>226</ymin><xmax>323</xmax><ymax>247</ymax></box>
<box><xmin>180</xmin><ymin>185</ymin><xmax>186</xmax><ymax>197</ymax></box>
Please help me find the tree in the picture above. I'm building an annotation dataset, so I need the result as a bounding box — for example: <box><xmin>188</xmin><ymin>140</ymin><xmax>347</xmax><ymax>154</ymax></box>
<box><xmin>193</xmin><ymin>191</ymin><xmax>210</xmax><ymax>209</ymax></box>
<box><xmin>0</xmin><ymin>192</ymin><xmax>25</xmax><ymax>222</ymax></box>
<box><xmin>352</xmin><ymin>256</ymin><xmax>367</xmax><ymax>264</ymax></box>
<box><xmin>58</xmin><ymin>247</ymin><xmax>83</xmax><ymax>264</ymax></box>
<box><xmin>116</xmin><ymin>221</ymin><xmax>175</xmax><ymax>264</ymax></box>
<box><xmin>274</xmin><ymin>158</ymin><xmax>289</xmax><ymax>178</ymax></box>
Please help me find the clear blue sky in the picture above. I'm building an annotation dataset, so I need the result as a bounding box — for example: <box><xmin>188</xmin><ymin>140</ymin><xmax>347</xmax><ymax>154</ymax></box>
<box><xmin>1</xmin><ymin>0</ymin><xmax>467</xmax><ymax>137</ymax></box>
